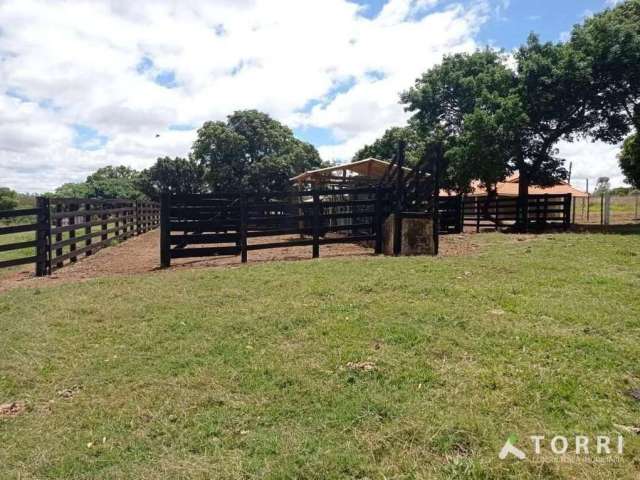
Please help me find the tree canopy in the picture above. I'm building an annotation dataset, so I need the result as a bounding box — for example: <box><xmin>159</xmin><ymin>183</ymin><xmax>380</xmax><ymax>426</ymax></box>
<box><xmin>51</xmin><ymin>166</ymin><xmax>146</xmax><ymax>199</ymax></box>
<box><xmin>352</xmin><ymin>127</ymin><xmax>424</xmax><ymax>166</ymax></box>
<box><xmin>401</xmin><ymin>49</ymin><xmax>524</xmax><ymax>193</ymax></box>
<box><xmin>191</xmin><ymin>110</ymin><xmax>323</xmax><ymax>194</ymax></box>
<box><xmin>138</xmin><ymin>157</ymin><xmax>206</xmax><ymax>198</ymax></box>
<box><xmin>0</xmin><ymin>187</ymin><xmax>18</xmax><ymax>211</ymax></box>
<box><xmin>569</xmin><ymin>0</ymin><xmax>640</xmax><ymax>141</ymax></box>
<box><xmin>398</xmin><ymin>33</ymin><xmax>601</xmax><ymax>199</ymax></box>
<box><xmin>618</xmin><ymin>134</ymin><xmax>640</xmax><ymax>189</ymax></box>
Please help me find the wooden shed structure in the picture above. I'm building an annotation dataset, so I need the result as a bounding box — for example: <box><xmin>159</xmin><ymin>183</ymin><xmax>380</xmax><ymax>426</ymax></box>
<box><xmin>290</xmin><ymin>158</ymin><xmax>411</xmax><ymax>187</ymax></box>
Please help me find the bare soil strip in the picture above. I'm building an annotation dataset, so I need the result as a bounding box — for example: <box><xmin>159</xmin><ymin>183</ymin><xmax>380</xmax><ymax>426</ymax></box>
<box><xmin>0</xmin><ymin>230</ymin><xmax>480</xmax><ymax>292</ymax></box>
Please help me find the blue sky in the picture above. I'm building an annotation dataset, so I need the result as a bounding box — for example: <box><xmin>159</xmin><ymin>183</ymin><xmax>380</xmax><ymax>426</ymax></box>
<box><xmin>0</xmin><ymin>0</ymin><xmax>627</xmax><ymax>192</ymax></box>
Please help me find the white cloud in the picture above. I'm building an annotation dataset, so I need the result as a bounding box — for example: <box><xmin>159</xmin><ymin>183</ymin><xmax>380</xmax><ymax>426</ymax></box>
<box><xmin>0</xmin><ymin>0</ymin><xmax>627</xmax><ymax>193</ymax></box>
<box><xmin>0</xmin><ymin>0</ymin><xmax>487</xmax><ymax>192</ymax></box>
<box><xmin>557</xmin><ymin>139</ymin><xmax>628</xmax><ymax>190</ymax></box>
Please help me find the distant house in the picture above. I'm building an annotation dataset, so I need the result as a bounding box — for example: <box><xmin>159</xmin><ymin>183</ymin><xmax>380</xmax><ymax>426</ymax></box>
<box><xmin>440</xmin><ymin>173</ymin><xmax>588</xmax><ymax>198</ymax></box>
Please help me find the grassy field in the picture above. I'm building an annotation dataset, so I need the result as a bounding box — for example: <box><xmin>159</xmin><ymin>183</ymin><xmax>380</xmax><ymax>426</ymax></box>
<box><xmin>1</xmin><ymin>232</ymin><xmax>639</xmax><ymax>479</ymax></box>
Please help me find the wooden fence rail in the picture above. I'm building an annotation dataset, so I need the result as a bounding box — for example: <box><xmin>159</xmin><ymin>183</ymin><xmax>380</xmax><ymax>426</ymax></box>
<box><xmin>0</xmin><ymin>198</ymin><xmax>159</xmax><ymax>276</ymax></box>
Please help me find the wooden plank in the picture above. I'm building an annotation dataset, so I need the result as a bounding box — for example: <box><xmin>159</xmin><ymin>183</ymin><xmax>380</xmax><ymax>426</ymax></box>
<box><xmin>51</xmin><ymin>214</ymin><xmax>137</xmax><ymax>234</ymax></box>
<box><xmin>169</xmin><ymin>232</ymin><xmax>239</xmax><ymax>244</ymax></box>
<box><xmin>320</xmin><ymin>234</ymin><xmax>375</xmax><ymax>245</ymax></box>
<box><xmin>247</xmin><ymin>239</ymin><xmax>314</xmax><ymax>251</ymax></box>
<box><xmin>170</xmin><ymin>246</ymin><xmax>240</xmax><ymax>258</ymax></box>
<box><xmin>0</xmin><ymin>223</ymin><xmax>39</xmax><ymax>235</ymax></box>
<box><xmin>0</xmin><ymin>207</ymin><xmax>40</xmax><ymax>219</ymax></box>
<box><xmin>246</xmin><ymin>228</ymin><xmax>301</xmax><ymax>238</ymax></box>
<box><xmin>50</xmin><ymin>206</ymin><xmax>131</xmax><ymax>220</ymax></box>
<box><xmin>0</xmin><ymin>239</ymin><xmax>38</xmax><ymax>252</ymax></box>
<box><xmin>169</xmin><ymin>220</ymin><xmax>239</xmax><ymax>232</ymax></box>
<box><xmin>0</xmin><ymin>255</ymin><xmax>43</xmax><ymax>269</ymax></box>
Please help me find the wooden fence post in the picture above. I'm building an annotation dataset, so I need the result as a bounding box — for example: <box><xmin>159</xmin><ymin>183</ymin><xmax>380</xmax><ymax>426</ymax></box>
<box><xmin>312</xmin><ymin>191</ymin><xmax>320</xmax><ymax>258</ymax></box>
<box><xmin>600</xmin><ymin>194</ymin><xmax>604</xmax><ymax>226</ymax></box>
<box><xmin>55</xmin><ymin>202</ymin><xmax>63</xmax><ymax>269</ymax></box>
<box><xmin>431</xmin><ymin>143</ymin><xmax>441</xmax><ymax>256</ymax></box>
<box><xmin>565</xmin><ymin>194</ymin><xmax>572</xmax><ymax>230</ymax></box>
<box><xmin>135</xmin><ymin>200</ymin><xmax>141</xmax><ymax>235</ymax></box>
<box><xmin>458</xmin><ymin>194</ymin><xmax>464</xmax><ymax>233</ymax></box>
<box><xmin>35</xmin><ymin>196</ymin><xmax>51</xmax><ymax>277</ymax></box>
<box><xmin>114</xmin><ymin>201</ymin><xmax>121</xmax><ymax>239</ymax></box>
<box><xmin>240</xmin><ymin>194</ymin><xmax>248</xmax><ymax>263</ymax></box>
<box><xmin>101</xmin><ymin>202</ymin><xmax>108</xmax><ymax>243</ymax></box>
<box><xmin>374</xmin><ymin>187</ymin><xmax>383</xmax><ymax>254</ymax></box>
<box><xmin>69</xmin><ymin>202</ymin><xmax>77</xmax><ymax>263</ymax></box>
<box><xmin>475</xmin><ymin>196</ymin><xmax>480</xmax><ymax>233</ymax></box>
<box><xmin>84</xmin><ymin>201</ymin><xmax>92</xmax><ymax>256</ymax></box>
<box><xmin>160</xmin><ymin>193</ymin><xmax>171</xmax><ymax>268</ymax></box>
<box><xmin>393</xmin><ymin>141</ymin><xmax>406</xmax><ymax>256</ymax></box>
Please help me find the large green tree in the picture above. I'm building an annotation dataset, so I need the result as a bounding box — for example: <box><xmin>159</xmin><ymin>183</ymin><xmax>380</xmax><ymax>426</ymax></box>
<box><xmin>511</xmin><ymin>34</ymin><xmax>596</xmax><ymax>195</ymax></box>
<box><xmin>138</xmin><ymin>157</ymin><xmax>206</xmax><ymax>198</ymax></box>
<box><xmin>402</xmin><ymin>37</ymin><xmax>597</xmax><ymax>206</ymax></box>
<box><xmin>401</xmin><ymin>49</ymin><xmax>522</xmax><ymax>193</ymax></box>
<box><xmin>570</xmin><ymin>0</ymin><xmax>640</xmax><ymax>188</ymax></box>
<box><xmin>191</xmin><ymin>110</ymin><xmax>323</xmax><ymax>194</ymax></box>
<box><xmin>570</xmin><ymin>0</ymin><xmax>640</xmax><ymax>141</ymax></box>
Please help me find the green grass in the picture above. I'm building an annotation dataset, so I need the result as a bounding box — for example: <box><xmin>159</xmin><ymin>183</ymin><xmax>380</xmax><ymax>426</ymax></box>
<box><xmin>1</xmin><ymin>233</ymin><xmax>639</xmax><ymax>479</ymax></box>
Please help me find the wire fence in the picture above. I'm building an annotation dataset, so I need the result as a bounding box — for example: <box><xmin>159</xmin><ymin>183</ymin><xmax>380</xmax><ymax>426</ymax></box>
<box><xmin>572</xmin><ymin>195</ymin><xmax>640</xmax><ymax>225</ymax></box>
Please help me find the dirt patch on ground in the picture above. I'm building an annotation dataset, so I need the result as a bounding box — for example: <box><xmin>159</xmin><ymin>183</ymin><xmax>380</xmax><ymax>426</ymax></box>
<box><xmin>0</xmin><ymin>230</ymin><xmax>482</xmax><ymax>293</ymax></box>
<box><xmin>0</xmin><ymin>401</ymin><xmax>26</xmax><ymax>418</ymax></box>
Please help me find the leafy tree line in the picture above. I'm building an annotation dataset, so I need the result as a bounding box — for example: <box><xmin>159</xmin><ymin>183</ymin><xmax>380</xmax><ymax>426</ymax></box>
<box><xmin>354</xmin><ymin>0</ymin><xmax>640</xmax><ymax>194</ymax></box>
<box><xmin>49</xmin><ymin>110</ymin><xmax>324</xmax><ymax>200</ymax></box>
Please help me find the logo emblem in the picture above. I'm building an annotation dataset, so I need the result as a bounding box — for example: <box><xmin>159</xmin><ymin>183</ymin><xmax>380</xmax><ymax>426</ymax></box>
<box><xmin>499</xmin><ymin>434</ymin><xmax>526</xmax><ymax>460</ymax></box>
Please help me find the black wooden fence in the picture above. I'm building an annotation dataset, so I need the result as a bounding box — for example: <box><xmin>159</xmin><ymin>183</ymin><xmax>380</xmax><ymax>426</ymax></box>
<box><xmin>161</xmin><ymin>187</ymin><xmax>390</xmax><ymax>267</ymax></box>
<box><xmin>0</xmin><ymin>197</ymin><xmax>50</xmax><ymax>274</ymax></box>
<box><xmin>0</xmin><ymin>198</ymin><xmax>159</xmax><ymax>276</ymax></box>
<box><xmin>461</xmin><ymin>194</ymin><xmax>572</xmax><ymax>232</ymax></box>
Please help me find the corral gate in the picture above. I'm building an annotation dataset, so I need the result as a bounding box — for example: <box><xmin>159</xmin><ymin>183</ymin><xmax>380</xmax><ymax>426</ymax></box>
<box><xmin>160</xmin><ymin>187</ymin><xmax>391</xmax><ymax>267</ymax></box>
